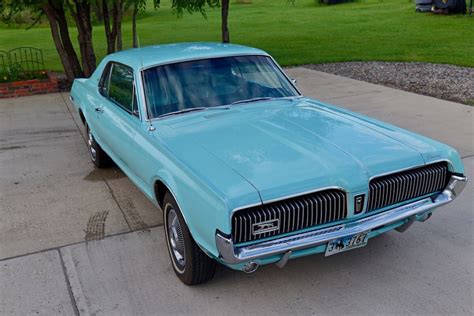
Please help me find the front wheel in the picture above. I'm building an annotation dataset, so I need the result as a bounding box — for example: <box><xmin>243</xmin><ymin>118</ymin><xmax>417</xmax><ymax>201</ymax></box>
<box><xmin>163</xmin><ymin>192</ymin><xmax>216</xmax><ymax>285</ymax></box>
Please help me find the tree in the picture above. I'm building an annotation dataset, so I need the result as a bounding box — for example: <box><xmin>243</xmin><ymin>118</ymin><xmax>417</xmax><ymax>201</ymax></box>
<box><xmin>171</xmin><ymin>0</ymin><xmax>219</xmax><ymax>16</ymax></box>
<box><xmin>131</xmin><ymin>0</ymin><xmax>146</xmax><ymax>48</ymax></box>
<box><xmin>2</xmin><ymin>0</ymin><xmax>157</xmax><ymax>82</ymax></box>
<box><xmin>171</xmin><ymin>0</ymin><xmax>228</xmax><ymax>40</ymax></box>
<box><xmin>1</xmin><ymin>0</ymin><xmax>86</xmax><ymax>82</ymax></box>
<box><xmin>171</xmin><ymin>0</ymin><xmax>230</xmax><ymax>43</ymax></box>
<box><xmin>130</xmin><ymin>0</ymin><xmax>160</xmax><ymax>48</ymax></box>
<box><xmin>67</xmin><ymin>0</ymin><xmax>96</xmax><ymax>77</ymax></box>
<box><xmin>1</xmin><ymin>0</ymin><xmax>229</xmax><ymax>83</ymax></box>
<box><xmin>100</xmin><ymin>0</ymin><xmax>160</xmax><ymax>52</ymax></box>
<box><xmin>101</xmin><ymin>0</ymin><xmax>125</xmax><ymax>54</ymax></box>
<box><xmin>221</xmin><ymin>0</ymin><xmax>229</xmax><ymax>43</ymax></box>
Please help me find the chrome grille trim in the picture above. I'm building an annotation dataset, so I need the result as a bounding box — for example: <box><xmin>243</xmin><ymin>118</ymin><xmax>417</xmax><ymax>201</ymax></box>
<box><xmin>232</xmin><ymin>189</ymin><xmax>347</xmax><ymax>244</ymax></box>
<box><xmin>367</xmin><ymin>162</ymin><xmax>449</xmax><ymax>212</ymax></box>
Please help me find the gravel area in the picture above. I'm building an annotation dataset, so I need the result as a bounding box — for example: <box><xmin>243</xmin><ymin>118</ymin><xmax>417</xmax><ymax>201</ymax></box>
<box><xmin>305</xmin><ymin>62</ymin><xmax>474</xmax><ymax>105</ymax></box>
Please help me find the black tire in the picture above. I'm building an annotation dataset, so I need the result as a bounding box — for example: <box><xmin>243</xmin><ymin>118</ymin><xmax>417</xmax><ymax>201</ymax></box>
<box><xmin>86</xmin><ymin>123</ymin><xmax>111</xmax><ymax>168</ymax></box>
<box><xmin>163</xmin><ymin>192</ymin><xmax>216</xmax><ymax>285</ymax></box>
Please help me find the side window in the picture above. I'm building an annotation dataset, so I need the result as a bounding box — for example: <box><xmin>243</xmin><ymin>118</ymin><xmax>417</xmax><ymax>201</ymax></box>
<box><xmin>108</xmin><ymin>63</ymin><xmax>135</xmax><ymax>114</ymax></box>
<box><xmin>99</xmin><ymin>63</ymin><xmax>112</xmax><ymax>97</ymax></box>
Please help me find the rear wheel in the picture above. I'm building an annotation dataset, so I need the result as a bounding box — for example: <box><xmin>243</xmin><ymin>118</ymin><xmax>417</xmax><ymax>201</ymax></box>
<box><xmin>86</xmin><ymin>123</ymin><xmax>111</xmax><ymax>168</ymax></box>
<box><xmin>163</xmin><ymin>192</ymin><xmax>216</xmax><ymax>285</ymax></box>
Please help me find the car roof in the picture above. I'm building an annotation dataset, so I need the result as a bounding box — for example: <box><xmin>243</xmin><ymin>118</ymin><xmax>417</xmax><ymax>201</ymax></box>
<box><xmin>104</xmin><ymin>42</ymin><xmax>269</xmax><ymax>70</ymax></box>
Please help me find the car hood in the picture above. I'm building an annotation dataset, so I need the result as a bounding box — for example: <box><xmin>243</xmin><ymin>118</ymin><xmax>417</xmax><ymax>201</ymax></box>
<box><xmin>158</xmin><ymin>98</ymin><xmax>451</xmax><ymax>201</ymax></box>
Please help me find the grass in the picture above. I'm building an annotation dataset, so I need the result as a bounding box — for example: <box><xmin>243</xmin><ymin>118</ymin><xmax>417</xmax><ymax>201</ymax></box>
<box><xmin>0</xmin><ymin>0</ymin><xmax>473</xmax><ymax>71</ymax></box>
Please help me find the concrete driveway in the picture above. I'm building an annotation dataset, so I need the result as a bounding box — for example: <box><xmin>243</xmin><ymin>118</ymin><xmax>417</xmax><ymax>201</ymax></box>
<box><xmin>1</xmin><ymin>68</ymin><xmax>472</xmax><ymax>315</ymax></box>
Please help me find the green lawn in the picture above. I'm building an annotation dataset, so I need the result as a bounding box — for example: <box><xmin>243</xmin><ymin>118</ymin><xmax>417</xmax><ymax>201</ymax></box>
<box><xmin>0</xmin><ymin>0</ymin><xmax>473</xmax><ymax>71</ymax></box>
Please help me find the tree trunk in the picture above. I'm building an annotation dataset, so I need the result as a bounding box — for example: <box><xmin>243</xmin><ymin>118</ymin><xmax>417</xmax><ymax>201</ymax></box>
<box><xmin>111</xmin><ymin>1</ymin><xmax>119</xmax><ymax>52</ymax></box>
<box><xmin>78</xmin><ymin>0</ymin><xmax>96</xmax><ymax>77</ymax></box>
<box><xmin>43</xmin><ymin>6</ymin><xmax>75</xmax><ymax>83</ymax></box>
<box><xmin>114</xmin><ymin>0</ymin><xmax>124</xmax><ymax>51</ymax></box>
<box><xmin>221</xmin><ymin>0</ymin><xmax>230</xmax><ymax>43</ymax></box>
<box><xmin>42</xmin><ymin>1</ymin><xmax>83</xmax><ymax>82</ymax></box>
<box><xmin>54</xmin><ymin>5</ymin><xmax>83</xmax><ymax>78</ymax></box>
<box><xmin>69</xmin><ymin>0</ymin><xmax>97</xmax><ymax>77</ymax></box>
<box><xmin>102</xmin><ymin>0</ymin><xmax>115</xmax><ymax>54</ymax></box>
<box><xmin>132</xmin><ymin>4</ymin><xmax>138</xmax><ymax>48</ymax></box>
<box><xmin>94</xmin><ymin>0</ymin><xmax>103</xmax><ymax>22</ymax></box>
<box><xmin>116</xmin><ymin>21</ymin><xmax>122</xmax><ymax>51</ymax></box>
<box><xmin>103</xmin><ymin>0</ymin><xmax>125</xmax><ymax>53</ymax></box>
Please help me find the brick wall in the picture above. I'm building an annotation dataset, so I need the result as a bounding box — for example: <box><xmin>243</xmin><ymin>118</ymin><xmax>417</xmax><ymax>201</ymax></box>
<box><xmin>0</xmin><ymin>73</ymin><xmax>59</xmax><ymax>98</ymax></box>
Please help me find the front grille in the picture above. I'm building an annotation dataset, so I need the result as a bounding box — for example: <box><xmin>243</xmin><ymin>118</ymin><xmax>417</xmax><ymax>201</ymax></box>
<box><xmin>367</xmin><ymin>162</ymin><xmax>449</xmax><ymax>212</ymax></box>
<box><xmin>232</xmin><ymin>189</ymin><xmax>347</xmax><ymax>244</ymax></box>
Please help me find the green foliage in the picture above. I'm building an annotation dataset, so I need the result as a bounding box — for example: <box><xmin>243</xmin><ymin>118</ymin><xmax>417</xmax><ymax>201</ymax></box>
<box><xmin>0</xmin><ymin>7</ymin><xmax>45</xmax><ymax>26</ymax></box>
<box><xmin>127</xmin><ymin>0</ymin><xmax>161</xmax><ymax>12</ymax></box>
<box><xmin>171</xmin><ymin>0</ymin><xmax>219</xmax><ymax>17</ymax></box>
<box><xmin>5</xmin><ymin>63</ymin><xmax>23</xmax><ymax>82</ymax></box>
<box><xmin>0</xmin><ymin>0</ymin><xmax>42</xmax><ymax>22</ymax></box>
<box><xmin>0</xmin><ymin>64</ymin><xmax>48</xmax><ymax>83</ymax></box>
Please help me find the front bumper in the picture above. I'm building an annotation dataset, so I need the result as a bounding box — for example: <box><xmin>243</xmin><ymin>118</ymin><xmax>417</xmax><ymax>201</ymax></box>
<box><xmin>216</xmin><ymin>175</ymin><xmax>467</xmax><ymax>265</ymax></box>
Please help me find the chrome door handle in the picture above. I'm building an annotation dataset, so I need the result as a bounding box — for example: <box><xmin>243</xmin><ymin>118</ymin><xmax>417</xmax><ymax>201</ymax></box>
<box><xmin>95</xmin><ymin>107</ymin><xmax>104</xmax><ymax>113</ymax></box>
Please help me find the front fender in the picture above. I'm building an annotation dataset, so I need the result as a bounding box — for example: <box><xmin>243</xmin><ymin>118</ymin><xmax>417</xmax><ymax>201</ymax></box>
<box><xmin>151</xmin><ymin>170</ymin><xmax>229</xmax><ymax>258</ymax></box>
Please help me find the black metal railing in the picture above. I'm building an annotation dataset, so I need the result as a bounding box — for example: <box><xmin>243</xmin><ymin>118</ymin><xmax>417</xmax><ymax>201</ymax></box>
<box><xmin>0</xmin><ymin>47</ymin><xmax>45</xmax><ymax>82</ymax></box>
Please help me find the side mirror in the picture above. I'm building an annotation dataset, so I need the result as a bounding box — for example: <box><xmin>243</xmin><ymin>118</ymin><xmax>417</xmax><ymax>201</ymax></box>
<box><xmin>291</xmin><ymin>78</ymin><xmax>297</xmax><ymax>86</ymax></box>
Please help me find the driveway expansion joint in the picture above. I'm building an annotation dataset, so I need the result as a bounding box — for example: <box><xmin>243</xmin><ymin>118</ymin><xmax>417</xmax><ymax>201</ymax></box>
<box><xmin>60</xmin><ymin>92</ymin><xmax>87</xmax><ymax>145</ymax></box>
<box><xmin>102</xmin><ymin>178</ymin><xmax>134</xmax><ymax>231</ymax></box>
<box><xmin>60</xmin><ymin>92</ymin><xmax>150</xmax><ymax>233</ymax></box>
<box><xmin>58</xmin><ymin>249</ymin><xmax>81</xmax><ymax>316</ymax></box>
<box><xmin>0</xmin><ymin>224</ymin><xmax>164</xmax><ymax>263</ymax></box>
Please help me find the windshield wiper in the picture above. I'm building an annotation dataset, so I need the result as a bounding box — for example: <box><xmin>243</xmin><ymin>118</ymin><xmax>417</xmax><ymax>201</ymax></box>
<box><xmin>158</xmin><ymin>106</ymin><xmax>232</xmax><ymax>119</ymax></box>
<box><xmin>231</xmin><ymin>97</ymin><xmax>274</xmax><ymax>105</ymax></box>
<box><xmin>158</xmin><ymin>107</ymin><xmax>207</xmax><ymax>118</ymax></box>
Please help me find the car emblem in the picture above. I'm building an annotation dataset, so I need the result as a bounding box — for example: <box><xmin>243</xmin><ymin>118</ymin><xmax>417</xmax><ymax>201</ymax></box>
<box><xmin>252</xmin><ymin>219</ymin><xmax>280</xmax><ymax>235</ymax></box>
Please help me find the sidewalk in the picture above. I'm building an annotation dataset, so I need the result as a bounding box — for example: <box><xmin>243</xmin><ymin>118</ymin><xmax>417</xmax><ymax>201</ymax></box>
<box><xmin>1</xmin><ymin>68</ymin><xmax>472</xmax><ymax>315</ymax></box>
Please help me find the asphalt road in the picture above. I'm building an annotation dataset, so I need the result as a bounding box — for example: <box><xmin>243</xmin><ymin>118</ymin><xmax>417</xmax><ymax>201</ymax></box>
<box><xmin>1</xmin><ymin>68</ymin><xmax>472</xmax><ymax>315</ymax></box>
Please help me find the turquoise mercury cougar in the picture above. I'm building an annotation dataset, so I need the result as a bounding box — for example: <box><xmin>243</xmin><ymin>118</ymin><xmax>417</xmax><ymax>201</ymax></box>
<box><xmin>70</xmin><ymin>43</ymin><xmax>467</xmax><ymax>285</ymax></box>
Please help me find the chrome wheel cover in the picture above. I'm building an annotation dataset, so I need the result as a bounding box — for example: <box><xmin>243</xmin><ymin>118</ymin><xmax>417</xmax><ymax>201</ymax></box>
<box><xmin>87</xmin><ymin>129</ymin><xmax>97</xmax><ymax>161</ymax></box>
<box><xmin>167</xmin><ymin>207</ymin><xmax>186</xmax><ymax>270</ymax></box>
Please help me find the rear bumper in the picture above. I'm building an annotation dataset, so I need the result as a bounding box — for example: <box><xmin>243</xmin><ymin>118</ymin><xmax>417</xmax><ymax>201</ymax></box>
<box><xmin>216</xmin><ymin>175</ymin><xmax>467</xmax><ymax>265</ymax></box>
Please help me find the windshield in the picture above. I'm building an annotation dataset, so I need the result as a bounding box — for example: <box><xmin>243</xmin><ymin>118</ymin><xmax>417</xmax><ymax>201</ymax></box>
<box><xmin>142</xmin><ymin>55</ymin><xmax>299</xmax><ymax>119</ymax></box>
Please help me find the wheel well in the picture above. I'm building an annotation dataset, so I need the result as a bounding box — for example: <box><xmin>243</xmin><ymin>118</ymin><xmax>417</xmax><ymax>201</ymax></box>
<box><xmin>78</xmin><ymin>109</ymin><xmax>86</xmax><ymax>125</ymax></box>
<box><xmin>154</xmin><ymin>180</ymin><xmax>169</xmax><ymax>208</ymax></box>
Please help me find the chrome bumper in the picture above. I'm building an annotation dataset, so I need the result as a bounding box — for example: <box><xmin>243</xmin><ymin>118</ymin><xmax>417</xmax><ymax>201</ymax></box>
<box><xmin>216</xmin><ymin>175</ymin><xmax>467</xmax><ymax>265</ymax></box>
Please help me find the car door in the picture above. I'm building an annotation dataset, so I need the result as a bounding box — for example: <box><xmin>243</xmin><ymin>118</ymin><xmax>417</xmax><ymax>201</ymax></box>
<box><xmin>95</xmin><ymin>62</ymin><xmax>140</xmax><ymax>170</ymax></box>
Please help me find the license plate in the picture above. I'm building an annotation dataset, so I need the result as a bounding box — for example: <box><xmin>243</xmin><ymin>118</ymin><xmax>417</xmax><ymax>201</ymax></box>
<box><xmin>325</xmin><ymin>232</ymin><xmax>369</xmax><ymax>257</ymax></box>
